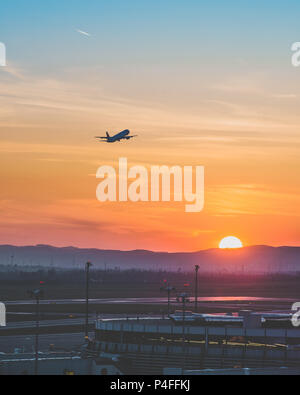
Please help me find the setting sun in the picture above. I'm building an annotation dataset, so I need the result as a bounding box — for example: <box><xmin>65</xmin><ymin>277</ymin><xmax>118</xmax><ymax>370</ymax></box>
<box><xmin>219</xmin><ymin>236</ymin><xmax>243</xmax><ymax>249</ymax></box>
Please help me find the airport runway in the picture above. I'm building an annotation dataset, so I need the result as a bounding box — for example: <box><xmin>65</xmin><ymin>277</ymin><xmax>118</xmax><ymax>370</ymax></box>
<box><xmin>5</xmin><ymin>296</ymin><xmax>297</xmax><ymax>305</ymax></box>
<box><xmin>0</xmin><ymin>314</ymin><xmax>161</xmax><ymax>334</ymax></box>
<box><xmin>3</xmin><ymin>318</ymin><xmax>94</xmax><ymax>330</ymax></box>
<box><xmin>4</xmin><ymin>296</ymin><xmax>296</xmax><ymax>314</ymax></box>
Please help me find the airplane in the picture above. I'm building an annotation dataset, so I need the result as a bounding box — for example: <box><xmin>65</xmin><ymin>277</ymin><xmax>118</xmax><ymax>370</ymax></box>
<box><xmin>95</xmin><ymin>129</ymin><xmax>137</xmax><ymax>143</ymax></box>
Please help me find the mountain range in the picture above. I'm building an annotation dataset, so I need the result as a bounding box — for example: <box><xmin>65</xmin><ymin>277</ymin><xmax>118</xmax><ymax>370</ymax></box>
<box><xmin>0</xmin><ymin>244</ymin><xmax>299</xmax><ymax>274</ymax></box>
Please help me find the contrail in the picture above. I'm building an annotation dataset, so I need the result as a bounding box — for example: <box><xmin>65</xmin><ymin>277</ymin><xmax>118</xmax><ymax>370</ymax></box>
<box><xmin>76</xmin><ymin>29</ymin><xmax>92</xmax><ymax>37</ymax></box>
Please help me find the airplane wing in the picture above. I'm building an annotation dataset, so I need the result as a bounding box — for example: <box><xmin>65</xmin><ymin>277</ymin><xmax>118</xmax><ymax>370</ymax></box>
<box><xmin>126</xmin><ymin>135</ymin><xmax>138</xmax><ymax>139</ymax></box>
<box><xmin>95</xmin><ymin>136</ymin><xmax>108</xmax><ymax>140</ymax></box>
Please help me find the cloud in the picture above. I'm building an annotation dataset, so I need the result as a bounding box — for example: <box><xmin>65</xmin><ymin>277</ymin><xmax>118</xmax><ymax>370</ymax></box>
<box><xmin>0</xmin><ymin>62</ymin><xmax>24</xmax><ymax>79</ymax></box>
<box><xmin>76</xmin><ymin>29</ymin><xmax>92</xmax><ymax>37</ymax></box>
<box><xmin>271</xmin><ymin>93</ymin><xmax>298</xmax><ymax>99</ymax></box>
<box><xmin>207</xmin><ymin>184</ymin><xmax>300</xmax><ymax>217</ymax></box>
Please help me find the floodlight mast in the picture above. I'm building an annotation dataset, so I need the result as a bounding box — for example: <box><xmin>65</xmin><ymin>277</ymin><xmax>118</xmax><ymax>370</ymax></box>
<box><xmin>161</xmin><ymin>282</ymin><xmax>176</xmax><ymax>317</ymax></box>
<box><xmin>85</xmin><ymin>262</ymin><xmax>93</xmax><ymax>340</ymax></box>
<box><xmin>177</xmin><ymin>291</ymin><xmax>190</xmax><ymax>372</ymax></box>
<box><xmin>195</xmin><ymin>265</ymin><xmax>200</xmax><ymax>312</ymax></box>
<box><xmin>28</xmin><ymin>288</ymin><xmax>44</xmax><ymax>375</ymax></box>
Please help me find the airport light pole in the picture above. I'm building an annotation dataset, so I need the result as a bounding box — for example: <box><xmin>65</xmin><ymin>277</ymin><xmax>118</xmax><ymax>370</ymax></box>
<box><xmin>176</xmin><ymin>293</ymin><xmax>190</xmax><ymax>339</ymax></box>
<box><xmin>28</xmin><ymin>288</ymin><xmax>44</xmax><ymax>375</ymax></box>
<box><xmin>85</xmin><ymin>262</ymin><xmax>92</xmax><ymax>341</ymax></box>
<box><xmin>160</xmin><ymin>282</ymin><xmax>176</xmax><ymax>317</ymax></box>
<box><xmin>176</xmin><ymin>292</ymin><xmax>190</xmax><ymax>372</ymax></box>
<box><xmin>194</xmin><ymin>265</ymin><xmax>199</xmax><ymax>313</ymax></box>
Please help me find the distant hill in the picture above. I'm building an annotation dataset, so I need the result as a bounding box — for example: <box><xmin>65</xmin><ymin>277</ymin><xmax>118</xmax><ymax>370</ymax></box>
<box><xmin>0</xmin><ymin>244</ymin><xmax>299</xmax><ymax>274</ymax></box>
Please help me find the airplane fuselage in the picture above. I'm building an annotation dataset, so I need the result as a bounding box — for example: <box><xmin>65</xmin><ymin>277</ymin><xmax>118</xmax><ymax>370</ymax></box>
<box><xmin>108</xmin><ymin>129</ymin><xmax>130</xmax><ymax>143</ymax></box>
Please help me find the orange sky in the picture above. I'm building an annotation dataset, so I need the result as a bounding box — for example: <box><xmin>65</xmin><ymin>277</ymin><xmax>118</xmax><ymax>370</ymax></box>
<box><xmin>0</xmin><ymin>68</ymin><xmax>299</xmax><ymax>251</ymax></box>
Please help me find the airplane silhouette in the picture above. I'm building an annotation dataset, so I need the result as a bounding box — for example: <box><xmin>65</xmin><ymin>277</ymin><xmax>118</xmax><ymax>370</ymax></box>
<box><xmin>95</xmin><ymin>129</ymin><xmax>137</xmax><ymax>143</ymax></box>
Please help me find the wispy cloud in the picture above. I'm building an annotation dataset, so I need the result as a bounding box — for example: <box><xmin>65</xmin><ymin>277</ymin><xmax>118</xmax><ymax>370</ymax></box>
<box><xmin>207</xmin><ymin>184</ymin><xmax>300</xmax><ymax>217</ymax></box>
<box><xmin>76</xmin><ymin>29</ymin><xmax>92</xmax><ymax>37</ymax></box>
<box><xmin>0</xmin><ymin>62</ymin><xmax>24</xmax><ymax>79</ymax></box>
<box><xmin>271</xmin><ymin>93</ymin><xmax>298</xmax><ymax>99</ymax></box>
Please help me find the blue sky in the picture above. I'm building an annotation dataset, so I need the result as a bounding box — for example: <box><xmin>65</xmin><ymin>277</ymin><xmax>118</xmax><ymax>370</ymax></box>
<box><xmin>2</xmin><ymin>0</ymin><xmax>300</xmax><ymax>74</ymax></box>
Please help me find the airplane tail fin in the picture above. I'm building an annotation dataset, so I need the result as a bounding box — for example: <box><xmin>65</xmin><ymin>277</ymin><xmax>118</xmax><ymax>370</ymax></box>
<box><xmin>106</xmin><ymin>131</ymin><xmax>110</xmax><ymax>138</ymax></box>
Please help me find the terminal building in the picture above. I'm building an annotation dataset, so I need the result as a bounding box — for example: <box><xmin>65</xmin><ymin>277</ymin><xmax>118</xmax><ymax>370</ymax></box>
<box><xmin>84</xmin><ymin>311</ymin><xmax>300</xmax><ymax>374</ymax></box>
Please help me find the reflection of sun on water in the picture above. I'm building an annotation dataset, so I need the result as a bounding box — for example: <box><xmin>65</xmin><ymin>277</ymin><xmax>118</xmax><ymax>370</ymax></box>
<box><xmin>219</xmin><ymin>236</ymin><xmax>243</xmax><ymax>249</ymax></box>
